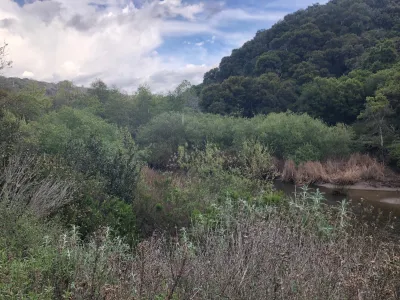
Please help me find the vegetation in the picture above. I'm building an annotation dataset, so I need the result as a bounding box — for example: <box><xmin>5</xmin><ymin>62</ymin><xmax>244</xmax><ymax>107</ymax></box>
<box><xmin>136</xmin><ymin>111</ymin><xmax>353</xmax><ymax>167</ymax></box>
<box><xmin>1</xmin><ymin>0</ymin><xmax>400</xmax><ymax>298</ymax></box>
<box><xmin>1</xmin><ymin>187</ymin><xmax>399</xmax><ymax>299</ymax></box>
<box><xmin>199</xmin><ymin>0</ymin><xmax>400</xmax><ymax>167</ymax></box>
<box><xmin>281</xmin><ymin>153</ymin><xmax>387</xmax><ymax>185</ymax></box>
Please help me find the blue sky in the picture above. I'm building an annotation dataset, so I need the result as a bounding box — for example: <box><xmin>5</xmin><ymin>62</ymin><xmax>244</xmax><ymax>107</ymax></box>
<box><xmin>1</xmin><ymin>0</ymin><xmax>328</xmax><ymax>92</ymax></box>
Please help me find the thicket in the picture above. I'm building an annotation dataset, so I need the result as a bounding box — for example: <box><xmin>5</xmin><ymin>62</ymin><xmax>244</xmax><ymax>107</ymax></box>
<box><xmin>1</xmin><ymin>186</ymin><xmax>399</xmax><ymax>299</ymax></box>
<box><xmin>137</xmin><ymin>111</ymin><xmax>353</xmax><ymax>167</ymax></box>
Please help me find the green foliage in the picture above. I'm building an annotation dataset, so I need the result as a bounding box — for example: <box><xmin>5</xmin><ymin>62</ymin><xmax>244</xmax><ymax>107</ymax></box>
<box><xmin>14</xmin><ymin>106</ymin><xmax>141</xmax><ymax>240</ymax></box>
<box><xmin>200</xmin><ymin>74</ymin><xmax>297</xmax><ymax>117</ymax></box>
<box><xmin>252</xmin><ymin>113</ymin><xmax>353</xmax><ymax>161</ymax></box>
<box><xmin>137</xmin><ymin>112</ymin><xmax>187</xmax><ymax>167</ymax></box>
<box><xmin>137</xmin><ymin>111</ymin><xmax>353</xmax><ymax>166</ymax></box>
<box><xmin>358</xmin><ymin>93</ymin><xmax>394</xmax><ymax>155</ymax></box>
<box><xmin>0</xmin><ymin>205</ymin><xmax>133</xmax><ymax>299</ymax></box>
<box><xmin>298</xmin><ymin>76</ymin><xmax>366</xmax><ymax>124</ymax></box>
<box><xmin>177</xmin><ymin>144</ymin><xmax>275</xmax><ymax>203</ymax></box>
<box><xmin>53</xmin><ymin>80</ymin><xmax>103</xmax><ymax>113</ymax></box>
<box><xmin>360</xmin><ymin>94</ymin><xmax>392</xmax><ymax>118</ymax></box>
<box><xmin>255</xmin><ymin>51</ymin><xmax>282</xmax><ymax>75</ymax></box>
<box><xmin>0</xmin><ymin>205</ymin><xmax>64</xmax><ymax>299</ymax></box>
<box><xmin>134</xmin><ymin>168</ymin><xmax>207</xmax><ymax>236</ymax></box>
<box><xmin>262</xmin><ymin>190</ymin><xmax>285</xmax><ymax>205</ymax></box>
<box><xmin>292</xmin><ymin>143</ymin><xmax>321</xmax><ymax>164</ymax></box>
<box><xmin>164</xmin><ymin>80</ymin><xmax>200</xmax><ymax>112</ymax></box>
<box><xmin>236</xmin><ymin>140</ymin><xmax>277</xmax><ymax>180</ymax></box>
<box><xmin>134</xmin><ymin>142</ymin><xmax>277</xmax><ymax>236</ymax></box>
<box><xmin>1</xmin><ymin>188</ymin><xmax>397</xmax><ymax>300</ymax></box>
<box><xmin>0</xmin><ymin>83</ymin><xmax>52</xmax><ymax>121</ymax></box>
<box><xmin>0</xmin><ymin>109</ymin><xmax>21</xmax><ymax>159</ymax></box>
<box><xmin>199</xmin><ymin>0</ymin><xmax>400</xmax><ymax>123</ymax></box>
<box><xmin>389</xmin><ymin>143</ymin><xmax>400</xmax><ymax>168</ymax></box>
<box><xmin>361</xmin><ymin>39</ymin><xmax>399</xmax><ymax>72</ymax></box>
<box><xmin>23</xmin><ymin>107</ymin><xmax>141</xmax><ymax>200</ymax></box>
<box><xmin>62</xmin><ymin>192</ymin><xmax>137</xmax><ymax>244</ymax></box>
<box><xmin>84</xmin><ymin>80</ymin><xmax>200</xmax><ymax>135</ymax></box>
<box><xmin>24</xmin><ymin>107</ymin><xmax>128</xmax><ymax>158</ymax></box>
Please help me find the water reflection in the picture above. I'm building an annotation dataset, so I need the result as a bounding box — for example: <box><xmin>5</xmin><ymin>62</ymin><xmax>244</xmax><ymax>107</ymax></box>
<box><xmin>274</xmin><ymin>180</ymin><xmax>400</xmax><ymax>216</ymax></box>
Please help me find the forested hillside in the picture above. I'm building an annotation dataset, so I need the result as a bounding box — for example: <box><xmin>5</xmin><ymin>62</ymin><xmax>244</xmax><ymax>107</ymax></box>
<box><xmin>0</xmin><ymin>76</ymin><xmax>67</xmax><ymax>95</ymax></box>
<box><xmin>200</xmin><ymin>0</ymin><xmax>399</xmax><ymax>118</ymax></box>
<box><xmin>199</xmin><ymin>0</ymin><xmax>400</xmax><ymax>166</ymax></box>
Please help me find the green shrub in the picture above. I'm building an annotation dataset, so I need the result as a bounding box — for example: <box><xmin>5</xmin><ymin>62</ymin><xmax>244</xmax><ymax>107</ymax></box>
<box><xmin>137</xmin><ymin>111</ymin><xmax>354</xmax><ymax>167</ymax></box>
<box><xmin>134</xmin><ymin>167</ymin><xmax>211</xmax><ymax>236</ymax></box>
<box><xmin>236</xmin><ymin>140</ymin><xmax>277</xmax><ymax>180</ymax></box>
<box><xmin>262</xmin><ymin>190</ymin><xmax>285</xmax><ymax>205</ymax></box>
<box><xmin>0</xmin><ymin>109</ymin><xmax>22</xmax><ymax>160</ymax></box>
<box><xmin>23</xmin><ymin>107</ymin><xmax>142</xmax><ymax>202</ymax></box>
<box><xmin>389</xmin><ymin>142</ymin><xmax>400</xmax><ymax>168</ymax></box>
<box><xmin>252</xmin><ymin>112</ymin><xmax>353</xmax><ymax>160</ymax></box>
<box><xmin>0</xmin><ymin>205</ymin><xmax>133</xmax><ymax>299</ymax></box>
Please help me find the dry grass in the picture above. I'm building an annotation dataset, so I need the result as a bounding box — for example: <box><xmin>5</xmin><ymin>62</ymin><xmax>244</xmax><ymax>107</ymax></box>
<box><xmin>0</xmin><ymin>153</ymin><xmax>76</xmax><ymax>217</ymax></box>
<box><xmin>281</xmin><ymin>153</ymin><xmax>388</xmax><ymax>185</ymax></box>
<box><xmin>60</xmin><ymin>194</ymin><xmax>400</xmax><ymax>300</ymax></box>
<box><xmin>128</xmin><ymin>225</ymin><xmax>399</xmax><ymax>299</ymax></box>
<box><xmin>2</xmin><ymin>186</ymin><xmax>400</xmax><ymax>299</ymax></box>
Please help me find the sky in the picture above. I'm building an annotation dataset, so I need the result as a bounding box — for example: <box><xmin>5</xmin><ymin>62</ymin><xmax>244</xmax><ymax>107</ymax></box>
<box><xmin>0</xmin><ymin>0</ymin><xmax>328</xmax><ymax>93</ymax></box>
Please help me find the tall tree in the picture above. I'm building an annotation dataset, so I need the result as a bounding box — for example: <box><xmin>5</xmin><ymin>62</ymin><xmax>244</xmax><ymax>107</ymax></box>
<box><xmin>358</xmin><ymin>93</ymin><xmax>394</xmax><ymax>160</ymax></box>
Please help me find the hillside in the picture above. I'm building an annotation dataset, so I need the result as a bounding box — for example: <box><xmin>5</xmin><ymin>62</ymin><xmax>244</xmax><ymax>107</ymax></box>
<box><xmin>0</xmin><ymin>76</ymin><xmax>87</xmax><ymax>96</ymax></box>
<box><xmin>200</xmin><ymin>0</ymin><xmax>400</xmax><ymax>125</ymax></box>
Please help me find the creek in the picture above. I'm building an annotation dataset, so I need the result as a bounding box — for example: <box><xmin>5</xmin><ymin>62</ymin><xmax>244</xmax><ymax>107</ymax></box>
<box><xmin>274</xmin><ymin>180</ymin><xmax>400</xmax><ymax>217</ymax></box>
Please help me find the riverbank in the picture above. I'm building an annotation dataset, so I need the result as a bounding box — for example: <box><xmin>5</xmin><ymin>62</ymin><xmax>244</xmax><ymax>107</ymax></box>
<box><xmin>316</xmin><ymin>182</ymin><xmax>400</xmax><ymax>192</ymax></box>
<box><xmin>278</xmin><ymin>153</ymin><xmax>400</xmax><ymax>189</ymax></box>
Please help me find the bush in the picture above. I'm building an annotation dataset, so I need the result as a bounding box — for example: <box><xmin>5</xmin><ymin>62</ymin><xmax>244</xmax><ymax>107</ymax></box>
<box><xmin>23</xmin><ymin>107</ymin><xmax>142</xmax><ymax>202</ymax></box>
<box><xmin>0</xmin><ymin>206</ymin><xmax>133</xmax><ymax>299</ymax></box>
<box><xmin>236</xmin><ymin>140</ymin><xmax>278</xmax><ymax>180</ymax></box>
<box><xmin>0</xmin><ymin>153</ymin><xmax>76</xmax><ymax>217</ymax></box>
<box><xmin>134</xmin><ymin>143</ymin><xmax>277</xmax><ymax>236</ymax></box>
<box><xmin>137</xmin><ymin>111</ymin><xmax>354</xmax><ymax>167</ymax></box>
<box><xmin>389</xmin><ymin>142</ymin><xmax>400</xmax><ymax>168</ymax></box>
<box><xmin>134</xmin><ymin>167</ymin><xmax>207</xmax><ymax>236</ymax></box>
<box><xmin>0</xmin><ymin>109</ymin><xmax>22</xmax><ymax>160</ymax></box>
<box><xmin>252</xmin><ymin>112</ymin><xmax>353</xmax><ymax>161</ymax></box>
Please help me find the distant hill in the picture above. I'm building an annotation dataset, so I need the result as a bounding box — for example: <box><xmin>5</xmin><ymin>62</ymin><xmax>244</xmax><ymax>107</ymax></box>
<box><xmin>199</xmin><ymin>0</ymin><xmax>400</xmax><ymax>124</ymax></box>
<box><xmin>0</xmin><ymin>76</ymin><xmax>59</xmax><ymax>95</ymax></box>
<box><xmin>0</xmin><ymin>76</ymin><xmax>87</xmax><ymax>96</ymax></box>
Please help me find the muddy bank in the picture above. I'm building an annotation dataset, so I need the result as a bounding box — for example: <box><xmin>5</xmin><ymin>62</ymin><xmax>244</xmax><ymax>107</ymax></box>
<box><xmin>274</xmin><ymin>180</ymin><xmax>400</xmax><ymax>217</ymax></box>
<box><xmin>316</xmin><ymin>182</ymin><xmax>400</xmax><ymax>192</ymax></box>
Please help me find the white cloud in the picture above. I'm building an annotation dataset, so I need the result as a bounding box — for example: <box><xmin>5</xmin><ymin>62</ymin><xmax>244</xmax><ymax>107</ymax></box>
<box><xmin>264</xmin><ymin>0</ymin><xmax>329</xmax><ymax>10</ymax></box>
<box><xmin>0</xmin><ymin>0</ymin><xmax>329</xmax><ymax>92</ymax></box>
<box><xmin>22</xmin><ymin>70</ymin><xmax>34</xmax><ymax>78</ymax></box>
<box><xmin>210</xmin><ymin>8</ymin><xmax>286</xmax><ymax>24</ymax></box>
<box><xmin>146</xmin><ymin>63</ymin><xmax>210</xmax><ymax>92</ymax></box>
<box><xmin>1</xmin><ymin>0</ymin><xmax>204</xmax><ymax>91</ymax></box>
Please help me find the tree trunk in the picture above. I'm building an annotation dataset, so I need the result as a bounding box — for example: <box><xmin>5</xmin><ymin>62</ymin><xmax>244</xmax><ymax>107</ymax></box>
<box><xmin>379</xmin><ymin>124</ymin><xmax>384</xmax><ymax>163</ymax></box>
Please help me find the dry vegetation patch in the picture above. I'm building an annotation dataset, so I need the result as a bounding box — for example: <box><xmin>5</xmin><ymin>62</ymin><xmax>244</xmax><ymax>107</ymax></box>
<box><xmin>281</xmin><ymin>153</ymin><xmax>392</xmax><ymax>186</ymax></box>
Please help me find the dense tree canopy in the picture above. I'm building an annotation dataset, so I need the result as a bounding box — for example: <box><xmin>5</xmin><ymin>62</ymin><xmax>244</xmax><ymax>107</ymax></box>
<box><xmin>199</xmin><ymin>0</ymin><xmax>400</xmax><ymax>126</ymax></box>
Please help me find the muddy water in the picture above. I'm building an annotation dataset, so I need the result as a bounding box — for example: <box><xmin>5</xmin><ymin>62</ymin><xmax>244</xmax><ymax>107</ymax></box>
<box><xmin>274</xmin><ymin>181</ymin><xmax>400</xmax><ymax>216</ymax></box>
